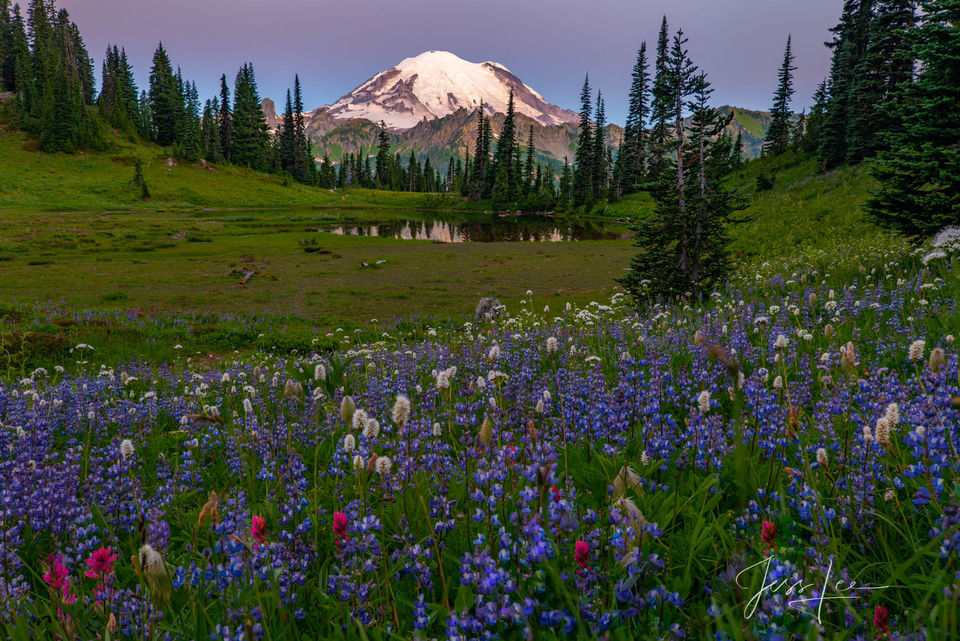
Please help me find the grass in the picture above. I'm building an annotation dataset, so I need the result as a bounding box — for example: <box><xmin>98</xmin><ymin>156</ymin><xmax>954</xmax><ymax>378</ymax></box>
<box><xmin>0</xmin><ymin>130</ymin><xmax>471</xmax><ymax>214</ymax></box>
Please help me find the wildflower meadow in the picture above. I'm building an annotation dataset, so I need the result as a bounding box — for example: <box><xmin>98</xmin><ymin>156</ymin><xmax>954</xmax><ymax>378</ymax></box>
<box><xmin>1</xmin><ymin>236</ymin><xmax>958</xmax><ymax>640</ymax></box>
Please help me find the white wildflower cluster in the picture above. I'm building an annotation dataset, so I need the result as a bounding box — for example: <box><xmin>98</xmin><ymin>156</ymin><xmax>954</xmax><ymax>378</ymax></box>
<box><xmin>923</xmin><ymin>226</ymin><xmax>960</xmax><ymax>264</ymax></box>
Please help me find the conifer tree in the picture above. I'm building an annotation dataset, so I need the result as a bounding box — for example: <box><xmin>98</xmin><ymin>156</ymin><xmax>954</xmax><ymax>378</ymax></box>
<box><xmin>492</xmin><ymin>90</ymin><xmax>518</xmax><ymax>204</ymax></box>
<box><xmin>201</xmin><ymin>97</ymin><xmax>222</xmax><ymax>161</ymax></box>
<box><xmin>470</xmin><ymin>104</ymin><xmax>488</xmax><ymax>199</ymax></box>
<box><xmin>762</xmin><ymin>34</ymin><xmax>796</xmax><ymax>156</ymax></box>
<box><xmin>231</xmin><ymin>63</ymin><xmax>269</xmax><ymax>170</ymax></box>
<box><xmin>820</xmin><ymin>0</ymin><xmax>875</xmax><ymax>168</ymax></box>
<box><xmin>865</xmin><ymin>0</ymin><xmax>960</xmax><ymax>235</ymax></box>
<box><xmin>278</xmin><ymin>88</ymin><xmax>295</xmax><ymax>173</ymax></box>
<box><xmin>802</xmin><ymin>81</ymin><xmax>828</xmax><ymax>154</ymax></box>
<box><xmin>592</xmin><ymin>91</ymin><xmax>607</xmax><ymax>197</ymax></box>
<box><xmin>0</xmin><ymin>0</ymin><xmax>11</xmax><ymax>90</ymax></box>
<box><xmin>572</xmin><ymin>74</ymin><xmax>594</xmax><ymax>206</ymax></box>
<box><xmin>648</xmin><ymin>16</ymin><xmax>671</xmax><ymax>181</ymax></box>
<box><xmin>375</xmin><ymin>120</ymin><xmax>392</xmax><ymax>188</ymax></box>
<box><xmin>523</xmin><ymin>124</ymin><xmax>535</xmax><ymax>195</ymax></box>
<box><xmin>180</xmin><ymin>80</ymin><xmax>202</xmax><ymax>160</ymax></box>
<box><xmin>148</xmin><ymin>42</ymin><xmax>180</xmax><ymax>147</ymax></box>
<box><xmin>621</xmin><ymin>41</ymin><xmax>650</xmax><ymax>194</ymax></box>
<box><xmin>559</xmin><ymin>157</ymin><xmax>572</xmax><ymax>206</ymax></box>
<box><xmin>218</xmin><ymin>74</ymin><xmax>232</xmax><ymax>161</ymax></box>
<box><xmin>846</xmin><ymin>0</ymin><xmax>916</xmax><ymax>163</ymax></box>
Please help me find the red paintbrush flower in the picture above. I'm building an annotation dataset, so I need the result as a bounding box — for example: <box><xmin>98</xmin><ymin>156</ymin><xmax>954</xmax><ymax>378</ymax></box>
<box><xmin>251</xmin><ymin>515</ymin><xmax>267</xmax><ymax>544</ymax></box>
<box><xmin>761</xmin><ymin>521</ymin><xmax>776</xmax><ymax>549</ymax></box>
<box><xmin>874</xmin><ymin>605</ymin><xmax>889</xmax><ymax>636</ymax></box>
<box><xmin>574</xmin><ymin>540</ymin><xmax>590</xmax><ymax>569</ymax></box>
<box><xmin>333</xmin><ymin>511</ymin><xmax>349</xmax><ymax>541</ymax></box>
<box><xmin>84</xmin><ymin>547</ymin><xmax>119</xmax><ymax>581</ymax></box>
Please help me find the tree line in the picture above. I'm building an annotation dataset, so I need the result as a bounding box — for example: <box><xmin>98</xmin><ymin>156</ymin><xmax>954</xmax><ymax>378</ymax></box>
<box><xmin>758</xmin><ymin>0</ymin><xmax>960</xmax><ymax>236</ymax></box>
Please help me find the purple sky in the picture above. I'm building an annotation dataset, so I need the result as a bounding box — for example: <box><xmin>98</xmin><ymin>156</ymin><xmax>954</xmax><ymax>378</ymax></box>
<box><xmin>58</xmin><ymin>0</ymin><xmax>839</xmax><ymax>124</ymax></box>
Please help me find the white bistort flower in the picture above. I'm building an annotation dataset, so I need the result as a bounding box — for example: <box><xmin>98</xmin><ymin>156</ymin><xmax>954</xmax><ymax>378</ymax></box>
<box><xmin>120</xmin><ymin>439</ymin><xmax>135</xmax><ymax>462</ymax></box>
<box><xmin>698</xmin><ymin>390</ymin><xmax>711</xmax><ymax>413</ymax></box>
<box><xmin>908</xmin><ymin>339</ymin><xmax>925</xmax><ymax>363</ymax></box>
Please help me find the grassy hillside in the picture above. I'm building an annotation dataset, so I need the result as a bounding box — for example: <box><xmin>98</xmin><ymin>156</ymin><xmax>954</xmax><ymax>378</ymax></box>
<box><xmin>0</xmin><ymin>130</ymin><xmax>462</xmax><ymax>213</ymax></box>
<box><xmin>601</xmin><ymin>150</ymin><xmax>900</xmax><ymax>278</ymax></box>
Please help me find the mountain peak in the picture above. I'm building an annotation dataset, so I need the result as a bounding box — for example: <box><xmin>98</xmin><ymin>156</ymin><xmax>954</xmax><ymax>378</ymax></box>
<box><xmin>324</xmin><ymin>51</ymin><xmax>578</xmax><ymax>130</ymax></box>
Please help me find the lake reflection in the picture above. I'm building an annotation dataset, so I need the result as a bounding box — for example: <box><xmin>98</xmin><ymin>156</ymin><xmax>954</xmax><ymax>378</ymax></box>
<box><xmin>322</xmin><ymin>217</ymin><xmax>622</xmax><ymax>243</ymax></box>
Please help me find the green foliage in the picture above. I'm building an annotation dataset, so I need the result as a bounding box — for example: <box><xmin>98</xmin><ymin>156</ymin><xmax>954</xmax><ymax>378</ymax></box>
<box><xmin>864</xmin><ymin>0</ymin><xmax>960</xmax><ymax>236</ymax></box>
<box><xmin>761</xmin><ymin>35</ymin><xmax>795</xmax><ymax>157</ymax></box>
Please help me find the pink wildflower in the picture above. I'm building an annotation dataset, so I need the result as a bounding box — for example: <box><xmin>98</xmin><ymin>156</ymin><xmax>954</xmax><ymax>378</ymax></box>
<box><xmin>332</xmin><ymin>512</ymin><xmax>349</xmax><ymax>541</ymax></box>
<box><xmin>574</xmin><ymin>540</ymin><xmax>590</xmax><ymax>569</ymax></box>
<box><xmin>84</xmin><ymin>547</ymin><xmax>119</xmax><ymax>582</ymax></box>
<box><xmin>251</xmin><ymin>515</ymin><xmax>267</xmax><ymax>544</ymax></box>
<box><xmin>42</xmin><ymin>554</ymin><xmax>77</xmax><ymax>605</ymax></box>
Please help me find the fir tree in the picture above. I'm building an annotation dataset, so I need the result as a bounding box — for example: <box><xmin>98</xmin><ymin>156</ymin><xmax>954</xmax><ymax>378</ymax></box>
<box><xmin>375</xmin><ymin>120</ymin><xmax>392</xmax><ymax>188</ymax></box>
<box><xmin>592</xmin><ymin>91</ymin><xmax>607</xmax><ymax>197</ymax></box>
<box><xmin>572</xmin><ymin>74</ymin><xmax>594</xmax><ymax>206</ymax></box>
<box><xmin>492</xmin><ymin>90</ymin><xmax>518</xmax><ymax>204</ymax></box>
<box><xmin>762</xmin><ymin>34</ymin><xmax>796</xmax><ymax>156</ymax></box>
<box><xmin>278</xmin><ymin>87</ymin><xmax>295</xmax><ymax>174</ymax></box>
<box><xmin>523</xmin><ymin>124</ymin><xmax>535</xmax><ymax>195</ymax></box>
<box><xmin>149</xmin><ymin>42</ymin><xmax>180</xmax><ymax>147</ymax></box>
<box><xmin>865</xmin><ymin>0</ymin><xmax>960</xmax><ymax>235</ymax></box>
<box><xmin>201</xmin><ymin>97</ymin><xmax>222</xmax><ymax>161</ymax></box>
<box><xmin>648</xmin><ymin>16</ymin><xmax>672</xmax><ymax>181</ymax></box>
<box><xmin>179</xmin><ymin>80</ymin><xmax>202</xmax><ymax>160</ymax></box>
<box><xmin>558</xmin><ymin>157</ymin><xmax>572</xmax><ymax>206</ymax></box>
<box><xmin>231</xmin><ymin>63</ymin><xmax>269</xmax><ymax>170</ymax></box>
<box><xmin>820</xmin><ymin>0</ymin><xmax>875</xmax><ymax>169</ymax></box>
<box><xmin>218</xmin><ymin>74</ymin><xmax>232</xmax><ymax>162</ymax></box>
<box><xmin>846</xmin><ymin>0</ymin><xmax>917</xmax><ymax>163</ymax></box>
<box><xmin>801</xmin><ymin>80</ymin><xmax>828</xmax><ymax>154</ymax></box>
<box><xmin>131</xmin><ymin>155</ymin><xmax>149</xmax><ymax>199</ymax></box>
<box><xmin>621</xmin><ymin>41</ymin><xmax>650</xmax><ymax>194</ymax></box>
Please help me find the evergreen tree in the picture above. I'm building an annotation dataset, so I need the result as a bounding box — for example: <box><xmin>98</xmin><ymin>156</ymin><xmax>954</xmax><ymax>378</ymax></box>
<box><xmin>592</xmin><ymin>91</ymin><xmax>607</xmax><ymax>197</ymax></box>
<box><xmin>820</xmin><ymin>0</ymin><xmax>875</xmax><ymax>168</ymax></box>
<box><xmin>733</xmin><ymin>128</ymin><xmax>743</xmax><ymax>168</ymax></box>
<box><xmin>293</xmin><ymin>75</ymin><xmax>314</xmax><ymax>184</ymax></box>
<box><xmin>492</xmin><ymin>90</ymin><xmax>518</xmax><ymax>204</ymax></box>
<box><xmin>846</xmin><ymin>0</ymin><xmax>917</xmax><ymax>163</ymax></box>
<box><xmin>231</xmin><ymin>63</ymin><xmax>269</xmax><ymax>170</ymax></box>
<box><xmin>865</xmin><ymin>0</ymin><xmax>960</xmax><ymax>235</ymax></box>
<box><xmin>131</xmin><ymin>155</ymin><xmax>149</xmax><ymax>199</ymax></box>
<box><xmin>202</xmin><ymin>97</ymin><xmax>222</xmax><ymax>161</ymax></box>
<box><xmin>558</xmin><ymin>157</ymin><xmax>572</xmax><ymax>206</ymax></box>
<box><xmin>648</xmin><ymin>16</ymin><xmax>672</xmax><ymax>181</ymax></box>
<box><xmin>148</xmin><ymin>42</ymin><xmax>180</xmax><ymax>147</ymax></box>
<box><xmin>278</xmin><ymin>88</ymin><xmax>295</xmax><ymax>174</ymax></box>
<box><xmin>801</xmin><ymin>80</ymin><xmax>828</xmax><ymax>154</ymax></box>
<box><xmin>523</xmin><ymin>124</ymin><xmax>535</xmax><ymax>195</ymax></box>
<box><xmin>470</xmin><ymin>104</ymin><xmax>488</xmax><ymax>199</ymax></box>
<box><xmin>375</xmin><ymin>120</ymin><xmax>392</xmax><ymax>188</ymax></box>
<box><xmin>218</xmin><ymin>74</ymin><xmax>232</xmax><ymax>162</ymax></box>
<box><xmin>762</xmin><ymin>34</ymin><xmax>796</xmax><ymax>156</ymax></box>
<box><xmin>621</xmin><ymin>41</ymin><xmax>650</xmax><ymax>194</ymax></box>
<box><xmin>5</xmin><ymin>4</ymin><xmax>29</xmax><ymax>103</ymax></box>
<box><xmin>572</xmin><ymin>74</ymin><xmax>594</xmax><ymax>206</ymax></box>
<box><xmin>0</xmin><ymin>0</ymin><xmax>11</xmax><ymax>90</ymax></box>
<box><xmin>179</xmin><ymin>80</ymin><xmax>202</xmax><ymax>160</ymax></box>
<box><xmin>137</xmin><ymin>89</ymin><xmax>153</xmax><ymax>141</ymax></box>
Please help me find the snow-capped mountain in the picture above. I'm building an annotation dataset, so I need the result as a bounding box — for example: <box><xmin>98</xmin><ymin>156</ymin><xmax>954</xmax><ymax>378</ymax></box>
<box><xmin>324</xmin><ymin>50</ymin><xmax>579</xmax><ymax>130</ymax></box>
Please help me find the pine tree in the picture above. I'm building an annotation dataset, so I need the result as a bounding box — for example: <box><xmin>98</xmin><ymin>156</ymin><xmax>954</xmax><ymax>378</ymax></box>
<box><xmin>572</xmin><ymin>74</ymin><xmax>594</xmax><ymax>206</ymax></box>
<box><xmin>149</xmin><ymin>42</ymin><xmax>180</xmax><ymax>147</ymax></box>
<box><xmin>820</xmin><ymin>0</ymin><xmax>875</xmax><ymax>168</ymax></box>
<box><xmin>0</xmin><ymin>0</ymin><xmax>11</xmax><ymax>90</ymax></box>
<box><xmin>762</xmin><ymin>34</ymin><xmax>796</xmax><ymax>156</ymax></box>
<box><xmin>846</xmin><ymin>0</ymin><xmax>917</xmax><ymax>163</ymax></box>
<box><xmin>492</xmin><ymin>90</ymin><xmax>518</xmax><ymax>204</ymax></box>
<box><xmin>218</xmin><ymin>74</ymin><xmax>232</xmax><ymax>162</ymax></box>
<box><xmin>231</xmin><ymin>63</ymin><xmax>269</xmax><ymax>170</ymax></box>
<box><xmin>865</xmin><ymin>0</ymin><xmax>960</xmax><ymax>235</ymax></box>
<box><xmin>131</xmin><ymin>155</ymin><xmax>149</xmax><ymax>199</ymax></box>
<box><xmin>137</xmin><ymin>89</ymin><xmax>153</xmax><ymax>141</ymax></box>
<box><xmin>801</xmin><ymin>81</ymin><xmax>828</xmax><ymax>153</ymax></box>
<box><xmin>470</xmin><ymin>104</ymin><xmax>488</xmax><ymax>199</ymax></box>
<box><xmin>292</xmin><ymin>74</ymin><xmax>313</xmax><ymax>184</ymax></box>
<box><xmin>621</xmin><ymin>41</ymin><xmax>650</xmax><ymax>194</ymax></box>
<box><xmin>523</xmin><ymin>124</ymin><xmax>535</xmax><ymax>195</ymax></box>
<box><xmin>559</xmin><ymin>157</ymin><xmax>572</xmax><ymax>206</ymax></box>
<box><xmin>180</xmin><ymin>80</ymin><xmax>202</xmax><ymax>160</ymax></box>
<box><xmin>375</xmin><ymin>120</ymin><xmax>391</xmax><ymax>188</ymax></box>
<box><xmin>619</xmin><ymin>29</ymin><xmax>711</xmax><ymax>300</ymax></box>
<box><xmin>202</xmin><ymin>97</ymin><xmax>222</xmax><ymax>161</ymax></box>
<box><xmin>278</xmin><ymin>88</ymin><xmax>295</xmax><ymax>174</ymax></box>
<box><xmin>592</xmin><ymin>91</ymin><xmax>607</xmax><ymax>197</ymax></box>
<box><xmin>648</xmin><ymin>16</ymin><xmax>672</xmax><ymax>181</ymax></box>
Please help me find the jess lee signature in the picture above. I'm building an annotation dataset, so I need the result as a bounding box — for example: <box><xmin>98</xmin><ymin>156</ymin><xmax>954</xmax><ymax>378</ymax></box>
<box><xmin>735</xmin><ymin>554</ymin><xmax>889</xmax><ymax>623</ymax></box>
